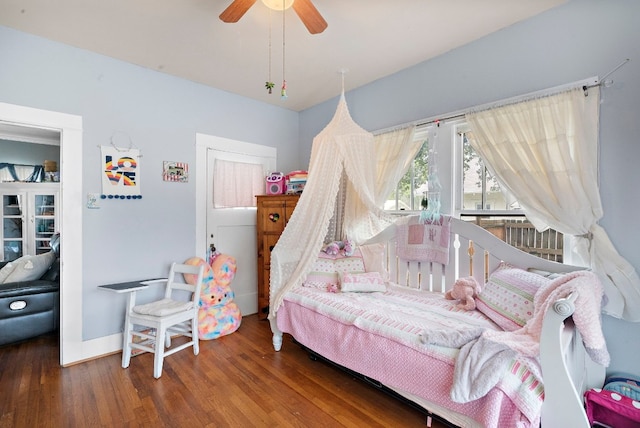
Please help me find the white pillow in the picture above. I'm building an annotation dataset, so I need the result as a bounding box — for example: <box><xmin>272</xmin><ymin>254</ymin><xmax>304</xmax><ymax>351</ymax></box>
<box><xmin>3</xmin><ymin>251</ymin><xmax>57</xmax><ymax>283</ymax></box>
<box><xmin>359</xmin><ymin>242</ymin><xmax>389</xmax><ymax>280</ymax></box>
<box><xmin>0</xmin><ymin>261</ymin><xmax>17</xmax><ymax>283</ymax></box>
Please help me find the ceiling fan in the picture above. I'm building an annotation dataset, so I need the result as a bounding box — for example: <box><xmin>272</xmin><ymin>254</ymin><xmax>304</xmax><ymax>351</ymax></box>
<box><xmin>220</xmin><ymin>0</ymin><xmax>328</xmax><ymax>34</ymax></box>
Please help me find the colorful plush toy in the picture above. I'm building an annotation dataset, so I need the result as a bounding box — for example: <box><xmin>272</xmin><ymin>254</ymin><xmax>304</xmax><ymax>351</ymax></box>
<box><xmin>184</xmin><ymin>257</ymin><xmax>214</xmax><ymax>284</ymax></box>
<box><xmin>184</xmin><ymin>255</ymin><xmax>242</xmax><ymax>340</ymax></box>
<box><xmin>445</xmin><ymin>276</ymin><xmax>481</xmax><ymax>311</ymax></box>
<box><xmin>210</xmin><ymin>254</ymin><xmax>235</xmax><ymax>287</ymax></box>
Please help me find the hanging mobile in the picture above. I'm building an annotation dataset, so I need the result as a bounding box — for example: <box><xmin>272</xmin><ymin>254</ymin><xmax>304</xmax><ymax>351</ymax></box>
<box><xmin>265</xmin><ymin>9</ymin><xmax>275</xmax><ymax>93</ymax></box>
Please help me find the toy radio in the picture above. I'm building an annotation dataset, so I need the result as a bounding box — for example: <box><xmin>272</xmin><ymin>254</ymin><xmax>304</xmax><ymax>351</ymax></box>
<box><xmin>265</xmin><ymin>172</ymin><xmax>285</xmax><ymax>195</ymax></box>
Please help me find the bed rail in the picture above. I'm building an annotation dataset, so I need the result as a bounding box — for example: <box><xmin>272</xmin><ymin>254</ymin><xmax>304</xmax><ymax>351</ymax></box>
<box><xmin>372</xmin><ymin>217</ymin><xmax>581</xmax><ymax>294</ymax></box>
<box><xmin>540</xmin><ymin>292</ymin><xmax>605</xmax><ymax>427</ymax></box>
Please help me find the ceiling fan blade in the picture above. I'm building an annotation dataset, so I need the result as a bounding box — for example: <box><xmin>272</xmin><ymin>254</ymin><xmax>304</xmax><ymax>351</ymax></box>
<box><xmin>219</xmin><ymin>0</ymin><xmax>257</xmax><ymax>23</ymax></box>
<box><xmin>292</xmin><ymin>0</ymin><xmax>328</xmax><ymax>34</ymax></box>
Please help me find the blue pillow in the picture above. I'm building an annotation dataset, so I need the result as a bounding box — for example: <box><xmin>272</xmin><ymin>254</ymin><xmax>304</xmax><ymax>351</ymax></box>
<box><xmin>604</xmin><ymin>376</ymin><xmax>640</xmax><ymax>401</ymax></box>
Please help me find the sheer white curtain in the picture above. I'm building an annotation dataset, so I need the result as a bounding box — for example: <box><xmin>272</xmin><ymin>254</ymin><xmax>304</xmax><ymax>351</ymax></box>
<box><xmin>270</xmin><ymin>94</ymin><xmax>388</xmax><ymax>319</ymax></box>
<box><xmin>466</xmin><ymin>87</ymin><xmax>640</xmax><ymax>321</ymax></box>
<box><xmin>373</xmin><ymin>125</ymin><xmax>420</xmax><ymax>205</ymax></box>
<box><xmin>213</xmin><ymin>159</ymin><xmax>264</xmax><ymax>208</ymax></box>
<box><xmin>324</xmin><ymin>125</ymin><xmax>418</xmax><ymax>243</ymax></box>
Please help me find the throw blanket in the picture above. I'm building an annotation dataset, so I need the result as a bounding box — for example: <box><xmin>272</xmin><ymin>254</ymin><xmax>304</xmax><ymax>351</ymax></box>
<box><xmin>396</xmin><ymin>215</ymin><xmax>451</xmax><ymax>264</ymax></box>
<box><xmin>442</xmin><ymin>271</ymin><xmax>610</xmax><ymax>403</ymax></box>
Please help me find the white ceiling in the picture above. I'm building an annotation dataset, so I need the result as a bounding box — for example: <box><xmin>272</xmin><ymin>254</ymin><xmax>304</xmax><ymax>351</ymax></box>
<box><xmin>0</xmin><ymin>0</ymin><xmax>566</xmax><ymax>112</ymax></box>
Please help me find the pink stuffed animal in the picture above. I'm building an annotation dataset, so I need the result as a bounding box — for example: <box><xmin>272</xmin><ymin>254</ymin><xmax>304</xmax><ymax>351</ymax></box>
<box><xmin>323</xmin><ymin>239</ymin><xmax>355</xmax><ymax>257</ymax></box>
<box><xmin>445</xmin><ymin>276</ymin><xmax>481</xmax><ymax>310</ymax></box>
<box><xmin>342</xmin><ymin>240</ymin><xmax>354</xmax><ymax>256</ymax></box>
<box><xmin>323</xmin><ymin>242</ymin><xmax>341</xmax><ymax>256</ymax></box>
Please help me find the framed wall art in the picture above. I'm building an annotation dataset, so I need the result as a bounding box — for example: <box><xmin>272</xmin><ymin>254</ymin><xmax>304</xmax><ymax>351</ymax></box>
<box><xmin>163</xmin><ymin>161</ymin><xmax>189</xmax><ymax>183</ymax></box>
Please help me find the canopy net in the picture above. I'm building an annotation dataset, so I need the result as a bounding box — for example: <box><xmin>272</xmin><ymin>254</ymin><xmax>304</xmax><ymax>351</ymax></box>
<box><xmin>269</xmin><ymin>93</ymin><xmax>394</xmax><ymax>319</ymax></box>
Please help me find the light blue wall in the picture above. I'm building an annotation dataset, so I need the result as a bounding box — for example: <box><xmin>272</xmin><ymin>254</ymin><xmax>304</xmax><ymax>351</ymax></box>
<box><xmin>0</xmin><ymin>25</ymin><xmax>300</xmax><ymax>339</ymax></box>
<box><xmin>299</xmin><ymin>0</ymin><xmax>640</xmax><ymax>377</ymax></box>
<box><xmin>0</xmin><ymin>140</ymin><xmax>60</xmax><ymax>170</ymax></box>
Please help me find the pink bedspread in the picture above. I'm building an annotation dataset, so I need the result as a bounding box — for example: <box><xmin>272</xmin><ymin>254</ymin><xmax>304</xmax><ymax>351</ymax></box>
<box><xmin>277</xmin><ymin>284</ymin><xmax>544</xmax><ymax>428</ymax></box>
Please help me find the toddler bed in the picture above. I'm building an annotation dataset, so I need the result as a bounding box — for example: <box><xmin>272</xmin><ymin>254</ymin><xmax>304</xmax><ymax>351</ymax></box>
<box><xmin>269</xmin><ymin>217</ymin><xmax>608</xmax><ymax>427</ymax></box>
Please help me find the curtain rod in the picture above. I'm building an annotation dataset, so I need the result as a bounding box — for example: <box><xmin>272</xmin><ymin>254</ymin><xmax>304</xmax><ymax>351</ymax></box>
<box><xmin>376</xmin><ymin>59</ymin><xmax>630</xmax><ymax>134</ymax></box>
<box><xmin>0</xmin><ymin>162</ymin><xmax>42</xmax><ymax>168</ymax></box>
<box><xmin>417</xmin><ymin>76</ymin><xmax>601</xmax><ymax>128</ymax></box>
<box><xmin>375</xmin><ymin>75</ymin><xmax>605</xmax><ymax>135</ymax></box>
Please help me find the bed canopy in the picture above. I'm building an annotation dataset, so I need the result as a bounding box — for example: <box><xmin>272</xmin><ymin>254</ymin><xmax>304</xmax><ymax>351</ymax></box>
<box><xmin>269</xmin><ymin>93</ymin><xmax>395</xmax><ymax>319</ymax></box>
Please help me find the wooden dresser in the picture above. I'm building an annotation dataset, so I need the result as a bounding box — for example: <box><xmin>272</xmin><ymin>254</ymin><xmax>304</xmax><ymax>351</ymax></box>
<box><xmin>256</xmin><ymin>194</ymin><xmax>299</xmax><ymax>319</ymax></box>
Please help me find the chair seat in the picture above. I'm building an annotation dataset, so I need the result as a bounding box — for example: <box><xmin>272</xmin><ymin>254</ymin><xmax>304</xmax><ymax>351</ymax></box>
<box><xmin>132</xmin><ymin>298</ymin><xmax>193</xmax><ymax>317</ymax></box>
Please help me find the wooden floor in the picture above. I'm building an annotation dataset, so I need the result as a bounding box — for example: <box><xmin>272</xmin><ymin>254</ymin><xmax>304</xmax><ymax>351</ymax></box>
<box><xmin>0</xmin><ymin>314</ymin><xmax>450</xmax><ymax>427</ymax></box>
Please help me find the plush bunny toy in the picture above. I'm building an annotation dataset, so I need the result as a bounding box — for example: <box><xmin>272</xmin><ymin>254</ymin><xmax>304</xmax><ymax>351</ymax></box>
<box><xmin>445</xmin><ymin>276</ymin><xmax>481</xmax><ymax>311</ymax></box>
<box><xmin>184</xmin><ymin>255</ymin><xmax>242</xmax><ymax>340</ymax></box>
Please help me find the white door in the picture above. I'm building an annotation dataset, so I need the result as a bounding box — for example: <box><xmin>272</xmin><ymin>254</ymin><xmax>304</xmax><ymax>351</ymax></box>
<box><xmin>202</xmin><ymin>137</ymin><xmax>276</xmax><ymax>316</ymax></box>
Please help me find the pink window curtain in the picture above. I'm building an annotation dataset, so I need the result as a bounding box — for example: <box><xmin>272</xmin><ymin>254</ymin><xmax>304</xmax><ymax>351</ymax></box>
<box><xmin>213</xmin><ymin>159</ymin><xmax>264</xmax><ymax>208</ymax></box>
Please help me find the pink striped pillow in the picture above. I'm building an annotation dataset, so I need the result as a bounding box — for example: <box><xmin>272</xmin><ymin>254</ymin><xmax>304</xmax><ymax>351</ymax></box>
<box><xmin>476</xmin><ymin>262</ymin><xmax>551</xmax><ymax>331</ymax></box>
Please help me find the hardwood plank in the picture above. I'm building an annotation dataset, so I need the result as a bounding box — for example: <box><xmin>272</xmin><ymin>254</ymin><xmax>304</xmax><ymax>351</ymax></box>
<box><xmin>0</xmin><ymin>315</ymin><xmax>449</xmax><ymax>427</ymax></box>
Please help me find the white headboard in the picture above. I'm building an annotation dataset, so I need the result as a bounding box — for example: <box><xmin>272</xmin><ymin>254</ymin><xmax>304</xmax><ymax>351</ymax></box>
<box><xmin>368</xmin><ymin>216</ymin><xmax>582</xmax><ymax>292</ymax></box>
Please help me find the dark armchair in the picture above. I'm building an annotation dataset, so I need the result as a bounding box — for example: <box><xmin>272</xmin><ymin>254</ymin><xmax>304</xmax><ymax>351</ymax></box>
<box><xmin>0</xmin><ymin>234</ymin><xmax>60</xmax><ymax>346</ymax></box>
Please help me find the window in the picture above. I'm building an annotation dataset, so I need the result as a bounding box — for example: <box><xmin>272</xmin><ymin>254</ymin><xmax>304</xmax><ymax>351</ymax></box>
<box><xmin>382</xmin><ymin>120</ymin><xmax>564</xmax><ymax>262</ymax></box>
<box><xmin>383</xmin><ymin>127</ymin><xmax>429</xmax><ymax>211</ymax></box>
<box><xmin>458</xmin><ymin>129</ymin><xmax>520</xmax><ymax>213</ymax></box>
<box><xmin>458</xmin><ymin>128</ymin><xmax>563</xmax><ymax>263</ymax></box>
<box><xmin>212</xmin><ymin>159</ymin><xmax>265</xmax><ymax>208</ymax></box>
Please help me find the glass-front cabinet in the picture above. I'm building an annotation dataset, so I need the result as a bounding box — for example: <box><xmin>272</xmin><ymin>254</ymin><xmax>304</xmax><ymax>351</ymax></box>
<box><xmin>1</xmin><ymin>184</ymin><xmax>59</xmax><ymax>262</ymax></box>
<box><xmin>34</xmin><ymin>194</ymin><xmax>57</xmax><ymax>255</ymax></box>
<box><xmin>2</xmin><ymin>193</ymin><xmax>24</xmax><ymax>261</ymax></box>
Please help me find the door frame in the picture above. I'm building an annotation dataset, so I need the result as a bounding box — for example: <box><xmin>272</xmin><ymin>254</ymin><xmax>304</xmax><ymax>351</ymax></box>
<box><xmin>0</xmin><ymin>102</ymin><xmax>83</xmax><ymax>366</ymax></box>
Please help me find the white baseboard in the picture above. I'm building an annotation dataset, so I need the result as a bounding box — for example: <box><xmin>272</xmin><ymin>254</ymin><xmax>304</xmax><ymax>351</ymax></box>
<box><xmin>62</xmin><ymin>333</ymin><xmax>123</xmax><ymax>366</ymax></box>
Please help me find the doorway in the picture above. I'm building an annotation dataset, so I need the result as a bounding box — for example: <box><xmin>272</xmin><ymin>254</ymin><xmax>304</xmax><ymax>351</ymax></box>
<box><xmin>0</xmin><ymin>124</ymin><xmax>61</xmax><ymax>261</ymax></box>
<box><xmin>0</xmin><ymin>102</ymin><xmax>83</xmax><ymax>366</ymax></box>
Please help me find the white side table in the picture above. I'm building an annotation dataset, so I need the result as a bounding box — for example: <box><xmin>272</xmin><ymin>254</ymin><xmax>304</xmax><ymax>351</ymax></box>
<box><xmin>99</xmin><ymin>279</ymin><xmax>168</xmax><ymax>365</ymax></box>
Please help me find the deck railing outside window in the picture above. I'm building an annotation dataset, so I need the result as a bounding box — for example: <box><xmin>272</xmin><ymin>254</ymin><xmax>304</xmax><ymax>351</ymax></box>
<box><xmin>476</xmin><ymin>218</ymin><xmax>563</xmax><ymax>263</ymax></box>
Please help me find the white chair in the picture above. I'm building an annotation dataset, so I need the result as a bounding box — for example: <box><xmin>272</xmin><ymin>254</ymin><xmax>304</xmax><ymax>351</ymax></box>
<box><xmin>121</xmin><ymin>262</ymin><xmax>205</xmax><ymax>378</ymax></box>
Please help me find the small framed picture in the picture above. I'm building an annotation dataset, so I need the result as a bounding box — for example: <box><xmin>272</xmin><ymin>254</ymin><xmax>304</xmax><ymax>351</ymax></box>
<box><xmin>163</xmin><ymin>161</ymin><xmax>189</xmax><ymax>183</ymax></box>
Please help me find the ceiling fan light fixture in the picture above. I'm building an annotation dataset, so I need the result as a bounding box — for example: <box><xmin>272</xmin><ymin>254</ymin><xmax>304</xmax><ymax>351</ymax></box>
<box><xmin>262</xmin><ymin>0</ymin><xmax>293</xmax><ymax>11</ymax></box>
<box><xmin>220</xmin><ymin>0</ymin><xmax>327</xmax><ymax>34</ymax></box>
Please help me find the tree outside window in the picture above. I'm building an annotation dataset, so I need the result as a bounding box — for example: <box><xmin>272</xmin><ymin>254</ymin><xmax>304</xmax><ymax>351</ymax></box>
<box><xmin>385</xmin><ymin>139</ymin><xmax>429</xmax><ymax>211</ymax></box>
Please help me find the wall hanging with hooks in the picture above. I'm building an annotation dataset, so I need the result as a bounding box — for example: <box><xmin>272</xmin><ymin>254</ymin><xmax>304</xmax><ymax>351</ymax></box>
<box><xmin>98</xmin><ymin>131</ymin><xmax>142</xmax><ymax>201</ymax></box>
